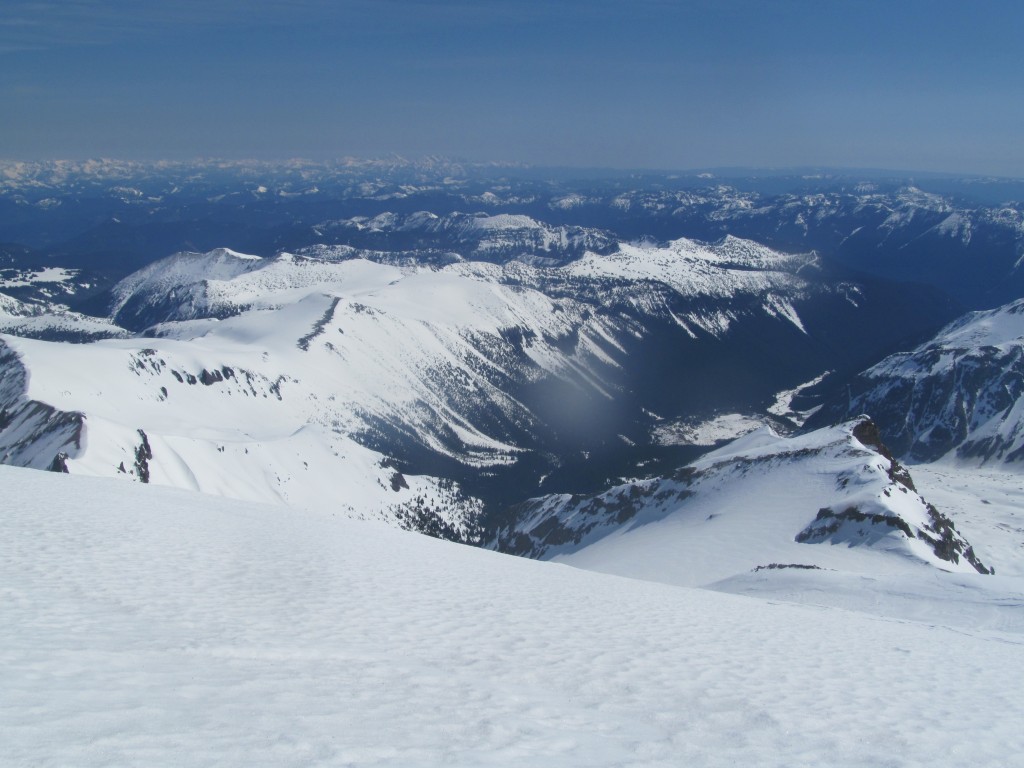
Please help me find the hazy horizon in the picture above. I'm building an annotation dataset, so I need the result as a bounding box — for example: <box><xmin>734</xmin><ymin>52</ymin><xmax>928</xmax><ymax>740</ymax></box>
<box><xmin>4</xmin><ymin>155</ymin><xmax>1023</xmax><ymax>183</ymax></box>
<box><xmin>3</xmin><ymin>0</ymin><xmax>1023</xmax><ymax>177</ymax></box>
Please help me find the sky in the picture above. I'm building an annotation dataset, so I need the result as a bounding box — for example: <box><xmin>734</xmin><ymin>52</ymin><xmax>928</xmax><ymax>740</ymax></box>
<box><xmin>2</xmin><ymin>0</ymin><xmax>1023</xmax><ymax>176</ymax></box>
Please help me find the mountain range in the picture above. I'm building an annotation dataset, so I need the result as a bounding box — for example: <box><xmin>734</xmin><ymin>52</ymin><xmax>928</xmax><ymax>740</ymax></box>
<box><xmin>0</xmin><ymin>159</ymin><xmax>1022</xmax><ymax>570</ymax></box>
<box><xmin>3</xmin><ymin>159</ymin><xmax>1023</xmax><ymax>308</ymax></box>
<box><xmin>0</xmin><ymin>231</ymin><xmax>959</xmax><ymax>519</ymax></box>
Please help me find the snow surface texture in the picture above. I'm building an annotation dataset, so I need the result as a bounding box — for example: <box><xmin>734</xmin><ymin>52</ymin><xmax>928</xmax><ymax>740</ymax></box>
<box><xmin>3</xmin><ymin>464</ymin><xmax>1022</xmax><ymax>768</ymax></box>
<box><xmin>827</xmin><ymin>297</ymin><xmax>1024</xmax><ymax>464</ymax></box>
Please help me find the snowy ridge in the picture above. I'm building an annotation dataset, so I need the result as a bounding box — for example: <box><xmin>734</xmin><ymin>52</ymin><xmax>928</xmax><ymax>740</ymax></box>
<box><xmin>88</xmin><ymin>237</ymin><xmax>833</xmax><ymax>474</ymax></box>
<box><xmin>492</xmin><ymin>418</ymin><xmax>990</xmax><ymax>579</ymax></box>
<box><xmin>562</xmin><ymin>236</ymin><xmax>813</xmax><ymax>336</ymax></box>
<box><xmin>932</xmin><ymin>211</ymin><xmax>974</xmax><ymax>244</ymax></box>
<box><xmin>565</xmin><ymin>236</ymin><xmax>812</xmax><ymax>296</ymax></box>
<box><xmin>314</xmin><ymin>210</ymin><xmax>615</xmax><ymax>266</ymax></box>
<box><xmin>817</xmin><ymin>298</ymin><xmax>1024</xmax><ymax>464</ymax></box>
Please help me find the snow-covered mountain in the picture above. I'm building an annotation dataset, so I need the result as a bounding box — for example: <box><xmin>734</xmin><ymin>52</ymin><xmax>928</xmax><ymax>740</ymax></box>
<box><xmin>491</xmin><ymin>418</ymin><xmax>990</xmax><ymax>579</ymax></box>
<box><xmin>554</xmin><ymin>182</ymin><xmax>1024</xmax><ymax>308</ymax></box>
<box><xmin>111</xmin><ymin>236</ymin><xmax>817</xmax><ymax>334</ymax></box>
<box><xmin>811</xmin><ymin>299</ymin><xmax>1024</xmax><ymax>466</ymax></box>
<box><xmin>0</xmin><ymin>234</ymin><xmax>960</xmax><ymax>528</ymax></box>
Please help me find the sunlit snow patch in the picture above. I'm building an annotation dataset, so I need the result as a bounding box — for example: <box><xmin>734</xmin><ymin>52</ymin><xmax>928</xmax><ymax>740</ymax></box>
<box><xmin>653</xmin><ymin>413</ymin><xmax>766</xmax><ymax>447</ymax></box>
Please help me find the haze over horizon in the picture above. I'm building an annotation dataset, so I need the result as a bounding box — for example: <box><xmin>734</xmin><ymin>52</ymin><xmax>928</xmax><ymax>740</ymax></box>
<box><xmin>2</xmin><ymin>0</ymin><xmax>1023</xmax><ymax>177</ymax></box>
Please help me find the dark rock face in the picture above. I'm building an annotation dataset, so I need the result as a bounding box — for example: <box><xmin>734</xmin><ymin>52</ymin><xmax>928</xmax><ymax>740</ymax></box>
<box><xmin>134</xmin><ymin>429</ymin><xmax>153</xmax><ymax>483</ymax></box>
<box><xmin>390</xmin><ymin>471</ymin><xmax>409</xmax><ymax>492</ymax></box>
<box><xmin>298</xmin><ymin>297</ymin><xmax>341</xmax><ymax>351</ymax></box>
<box><xmin>0</xmin><ymin>340</ymin><xmax>86</xmax><ymax>470</ymax></box>
<box><xmin>920</xmin><ymin>502</ymin><xmax>992</xmax><ymax>574</ymax></box>
<box><xmin>47</xmin><ymin>452</ymin><xmax>69</xmax><ymax>473</ymax></box>
<box><xmin>851</xmin><ymin>419</ymin><xmax>894</xmax><ymax>461</ymax></box>
<box><xmin>795</xmin><ymin>502</ymin><xmax>991</xmax><ymax>575</ymax></box>
<box><xmin>491</xmin><ymin>477</ymin><xmax>696</xmax><ymax>559</ymax></box>
<box><xmin>851</xmin><ymin>418</ymin><xmax>917</xmax><ymax>491</ymax></box>
<box><xmin>752</xmin><ymin>563</ymin><xmax>823</xmax><ymax>572</ymax></box>
<box><xmin>796</xmin><ymin>505</ymin><xmax>916</xmax><ymax>542</ymax></box>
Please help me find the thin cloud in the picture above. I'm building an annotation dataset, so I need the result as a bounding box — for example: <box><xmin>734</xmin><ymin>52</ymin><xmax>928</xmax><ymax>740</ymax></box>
<box><xmin>0</xmin><ymin>0</ymin><xmax>321</xmax><ymax>49</ymax></box>
<box><xmin>0</xmin><ymin>0</ymin><xmax>611</xmax><ymax>50</ymax></box>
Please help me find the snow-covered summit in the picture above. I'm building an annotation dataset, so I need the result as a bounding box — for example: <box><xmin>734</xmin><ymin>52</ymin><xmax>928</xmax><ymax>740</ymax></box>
<box><xmin>109</xmin><ymin>248</ymin><xmax>267</xmax><ymax>328</ymax></box>
<box><xmin>924</xmin><ymin>297</ymin><xmax>1024</xmax><ymax>349</ymax></box>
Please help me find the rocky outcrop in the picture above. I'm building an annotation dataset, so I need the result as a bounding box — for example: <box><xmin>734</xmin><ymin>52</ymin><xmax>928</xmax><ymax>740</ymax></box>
<box><xmin>0</xmin><ymin>340</ymin><xmax>86</xmax><ymax>471</ymax></box>
<box><xmin>490</xmin><ymin>418</ymin><xmax>991</xmax><ymax>575</ymax></box>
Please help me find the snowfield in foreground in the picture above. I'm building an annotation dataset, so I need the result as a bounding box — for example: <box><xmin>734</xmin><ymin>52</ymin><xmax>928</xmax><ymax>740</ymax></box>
<box><xmin>3</xmin><ymin>465</ymin><xmax>1023</xmax><ymax>767</ymax></box>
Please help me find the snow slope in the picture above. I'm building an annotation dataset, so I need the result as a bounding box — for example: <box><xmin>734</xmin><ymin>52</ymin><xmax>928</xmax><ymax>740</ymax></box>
<box><xmin>908</xmin><ymin>462</ymin><xmax>1024</xmax><ymax>578</ymax></box>
<box><xmin>0</xmin><ymin>252</ymin><xmax>627</xmax><ymax>472</ymax></box>
<box><xmin>3</xmin><ymin>464</ymin><xmax>1022</xmax><ymax>767</ymax></box>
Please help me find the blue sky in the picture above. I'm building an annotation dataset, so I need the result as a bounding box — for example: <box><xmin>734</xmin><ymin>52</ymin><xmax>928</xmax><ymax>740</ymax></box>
<box><xmin>2</xmin><ymin>0</ymin><xmax>1022</xmax><ymax>175</ymax></box>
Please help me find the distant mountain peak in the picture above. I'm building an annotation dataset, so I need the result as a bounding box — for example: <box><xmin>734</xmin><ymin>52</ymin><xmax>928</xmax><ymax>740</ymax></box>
<box><xmin>813</xmin><ymin>298</ymin><xmax>1024</xmax><ymax>465</ymax></box>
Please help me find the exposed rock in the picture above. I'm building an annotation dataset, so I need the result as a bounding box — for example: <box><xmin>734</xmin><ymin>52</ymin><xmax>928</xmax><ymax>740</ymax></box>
<box><xmin>47</xmin><ymin>452</ymin><xmax>69</xmax><ymax>473</ymax></box>
<box><xmin>134</xmin><ymin>429</ymin><xmax>153</xmax><ymax>483</ymax></box>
